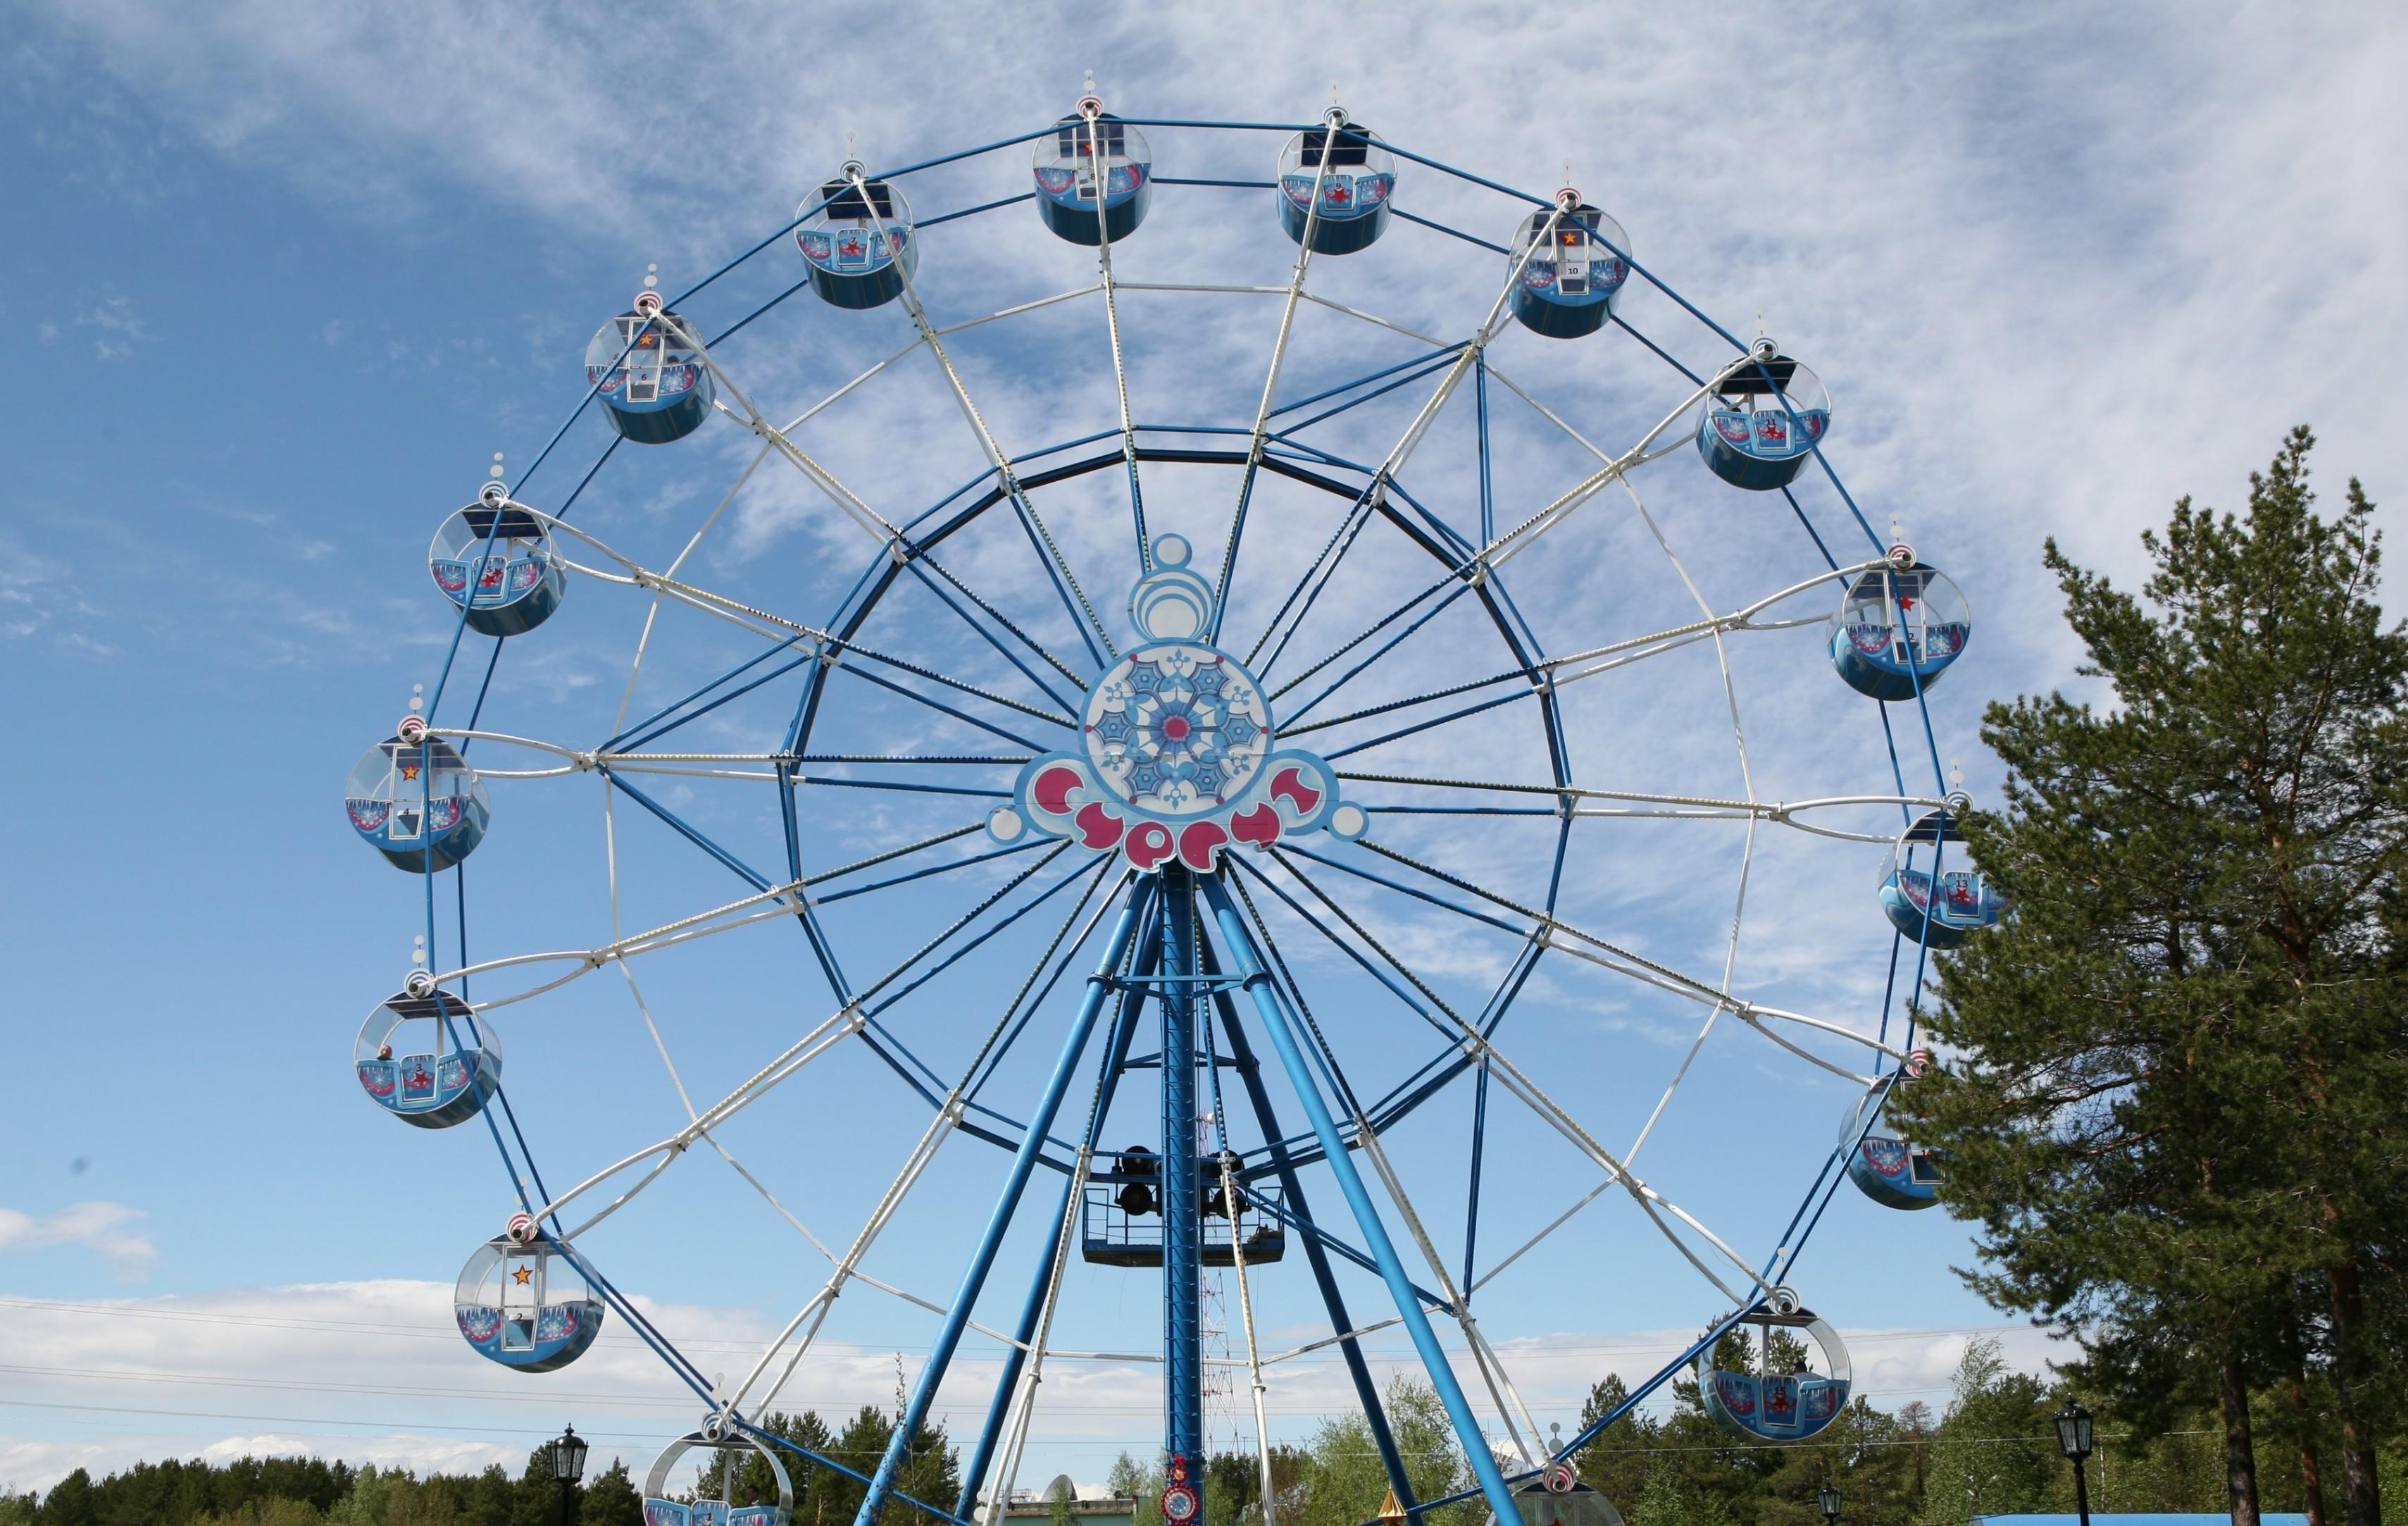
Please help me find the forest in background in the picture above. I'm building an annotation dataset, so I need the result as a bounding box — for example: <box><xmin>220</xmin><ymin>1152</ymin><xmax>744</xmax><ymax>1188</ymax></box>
<box><xmin>13</xmin><ymin>1338</ymin><xmax>2405</xmax><ymax>1526</ymax></box>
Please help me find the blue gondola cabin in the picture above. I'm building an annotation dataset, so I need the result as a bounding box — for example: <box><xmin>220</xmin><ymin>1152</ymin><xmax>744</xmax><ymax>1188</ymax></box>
<box><xmin>429</xmin><ymin>497</ymin><xmax>566</xmax><ymax>638</ymax></box>
<box><xmin>1510</xmin><ymin>201</ymin><xmax>1631</xmax><ymax>340</ymax></box>
<box><xmin>355</xmin><ymin>988</ymin><xmax>501</xmax><ymax>1129</ymax></box>
<box><xmin>1277</xmin><ymin>120</ymin><xmax>1395</xmax><ymax>255</ymax></box>
<box><xmin>1695</xmin><ymin>1305</ymin><xmax>1853</xmax><ymax>1444</ymax></box>
<box><xmin>796</xmin><ymin>172</ymin><xmax>917</xmax><ymax>310</ymax></box>
<box><xmin>1830</xmin><ymin>559</ymin><xmax>1971</xmax><ymax>701</ymax></box>
<box><xmin>1695</xmin><ymin>351</ymin><xmax>1830</xmax><ymax>491</ymax></box>
<box><xmin>1878</xmin><ymin>808</ymin><xmax>2004</xmax><ymax>948</ymax></box>
<box><xmin>643</xmin><ymin>1431</ymin><xmax>792</xmax><ymax>1526</ymax></box>
<box><xmin>1034</xmin><ymin>113</ymin><xmax>1153</xmax><ymax>244</ymax></box>
<box><xmin>1840</xmin><ymin>1081</ymin><xmax>1943</xmax><ymax>1210</ymax></box>
<box><xmin>586</xmin><ymin>300</ymin><xmax>715</xmax><ymax>444</ymax></box>
<box><xmin>345</xmin><ymin>733</ymin><xmax>490</xmax><ymax>873</ymax></box>
<box><xmin>455</xmin><ymin>1236</ymin><xmax>604</xmax><ymax>1372</ymax></box>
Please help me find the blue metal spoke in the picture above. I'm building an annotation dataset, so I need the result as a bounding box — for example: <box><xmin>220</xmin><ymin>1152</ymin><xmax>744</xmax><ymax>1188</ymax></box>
<box><xmin>1274</xmin><ymin>841</ymin><xmax>1527</xmax><ymax>938</ymax></box>
<box><xmin>1391</xmin><ymin>207</ymin><xmax>1509</xmax><ymax>255</ymax></box>
<box><xmin>858</xmin><ymin>848</ymin><xmax>1097</xmax><ymax>1018</ymax></box>
<box><xmin>851</xmin><ymin>881</ymin><xmax>1154</xmax><ymax>1526</ymax></box>
<box><xmin>1201</xmin><ymin>875</ymin><xmax>1525</xmax><ymax>1526</ymax></box>
<box><xmin>835</xmin><ymin>662</ymin><xmax>1056</xmax><ymax>753</ymax></box>
<box><xmin>609</xmin><ymin>636</ymin><xmax>814</xmax><ymax>751</ymax></box>
<box><xmin>815</xmin><ymin>837</ymin><xmax>1046</xmax><ymax>905</ymax></box>
<box><xmin>1277</xmin><ymin>349</ymin><xmax>1468</xmax><ymax>435</ymax></box>
<box><xmin>1280</xmin><ymin>580</ymin><xmax>1478</xmax><ymax>726</ymax></box>
<box><xmin>793</xmin><ymin>774</ymin><xmax>1011</xmax><ymax>800</ymax></box>
<box><xmin>1323</xmin><ymin>686</ymin><xmax>1533</xmax><ymax>761</ymax></box>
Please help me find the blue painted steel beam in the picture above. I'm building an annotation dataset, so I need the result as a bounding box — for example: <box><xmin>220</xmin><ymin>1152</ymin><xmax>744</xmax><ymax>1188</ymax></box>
<box><xmin>1201</xmin><ymin>876</ymin><xmax>1522</xmax><ymax>1526</ymax></box>
<box><xmin>1159</xmin><ymin>866</ymin><xmax>1204</xmax><ymax>1478</ymax></box>
<box><xmin>1194</xmin><ymin>936</ymin><xmax>1426</xmax><ymax>1526</ymax></box>
<box><xmin>853</xmin><ymin>879</ymin><xmax>1155</xmax><ymax>1526</ymax></box>
<box><xmin>954</xmin><ymin>902</ymin><xmax>1162</xmax><ymax>1518</ymax></box>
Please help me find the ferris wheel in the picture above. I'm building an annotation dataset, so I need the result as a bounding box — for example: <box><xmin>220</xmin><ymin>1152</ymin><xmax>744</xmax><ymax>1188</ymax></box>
<box><xmin>341</xmin><ymin>85</ymin><xmax>1998</xmax><ymax>1526</ymax></box>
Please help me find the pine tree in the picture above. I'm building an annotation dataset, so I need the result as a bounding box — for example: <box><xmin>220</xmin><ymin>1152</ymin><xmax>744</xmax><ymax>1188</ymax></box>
<box><xmin>1919</xmin><ymin>428</ymin><xmax>2408</xmax><ymax>1526</ymax></box>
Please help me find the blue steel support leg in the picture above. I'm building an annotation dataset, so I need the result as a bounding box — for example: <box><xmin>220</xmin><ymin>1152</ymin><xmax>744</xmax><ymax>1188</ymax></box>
<box><xmin>1199</xmin><ymin>939</ymin><xmax>1422</xmax><ymax>1525</ymax></box>
<box><xmin>854</xmin><ymin>878</ymin><xmax>1156</xmax><ymax>1526</ymax></box>
<box><xmin>954</xmin><ymin>911</ymin><xmax>1164</xmax><ymax>1519</ymax></box>
<box><xmin>1161</xmin><ymin>866</ymin><xmax>1204</xmax><ymax>1484</ymax></box>
<box><xmin>1200</xmin><ymin>876</ymin><xmax>1522</xmax><ymax>1526</ymax></box>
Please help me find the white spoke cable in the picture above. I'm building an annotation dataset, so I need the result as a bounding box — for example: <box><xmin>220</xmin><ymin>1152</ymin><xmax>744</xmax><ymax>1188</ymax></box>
<box><xmin>741</xmin><ymin>1097</ymin><xmax>964</xmax><ymax>1420</ymax></box>
<box><xmin>1614</xmin><ymin>465</ymin><xmax>1763</xmax><ymax>1165</ymax></box>
<box><xmin>1353</xmin><ymin>1119</ymin><xmax>1540</xmax><ymax>1468</ymax></box>
<box><xmin>1215</xmin><ymin>1149</ymin><xmax>1278</xmax><ymax>1526</ymax></box>
<box><xmin>769</xmin><ymin>284</ymin><xmax>1102</xmax><ymax>447</ymax></box>
<box><xmin>736</xmin><ymin>866</ymin><xmax>1127</xmax><ymax>1423</ymax></box>
<box><xmin>1247</xmin><ymin>860</ymin><xmax>1778</xmax><ymax>1305</ymax></box>
<box><xmin>1214</xmin><ymin>108</ymin><xmax>1347</xmax><ymax>609</ymax></box>
<box><xmin>1076</xmin><ymin>104</ymin><xmax>1149</xmax><ymax>569</ymax></box>
<box><xmin>851</xmin><ymin>166</ymin><xmax>1116</xmax><ymax>661</ymax></box>
<box><xmin>982</xmin><ymin>1136</ymin><xmax>1102</xmax><ymax>1526</ymax></box>
<box><xmin>1349</xmin><ymin>836</ymin><xmax>1902</xmax><ymax>1064</ymax></box>
<box><xmin>1240</xmin><ymin>195</ymin><xmax>1569</xmax><ymax>666</ymax></box>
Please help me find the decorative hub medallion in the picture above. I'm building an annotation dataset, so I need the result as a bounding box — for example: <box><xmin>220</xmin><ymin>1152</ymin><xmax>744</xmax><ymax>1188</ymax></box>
<box><xmin>989</xmin><ymin>535</ymin><xmax>1366</xmax><ymax>873</ymax></box>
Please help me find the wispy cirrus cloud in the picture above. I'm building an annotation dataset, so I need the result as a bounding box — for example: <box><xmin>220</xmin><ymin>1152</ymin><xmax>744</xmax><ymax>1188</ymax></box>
<box><xmin>0</xmin><ymin>1202</ymin><xmax>158</xmax><ymax>1280</ymax></box>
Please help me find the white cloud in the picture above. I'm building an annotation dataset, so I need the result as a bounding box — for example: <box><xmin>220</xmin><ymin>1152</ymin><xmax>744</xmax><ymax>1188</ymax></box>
<box><xmin>0</xmin><ymin>1277</ymin><xmax>2069</xmax><ymax>1496</ymax></box>
<box><xmin>0</xmin><ymin>1203</ymin><xmax>158</xmax><ymax>1280</ymax></box>
<box><xmin>75</xmin><ymin>293</ymin><xmax>151</xmax><ymax>361</ymax></box>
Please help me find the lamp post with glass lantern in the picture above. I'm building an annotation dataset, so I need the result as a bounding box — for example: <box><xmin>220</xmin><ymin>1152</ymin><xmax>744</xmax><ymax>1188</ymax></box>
<box><xmin>1819</xmin><ymin>1480</ymin><xmax>1842</xmax><ymax>1526</ymax></box>
<box><xmin>2054</xmin><ymin>1401</ymin><xmax>2095</xmax><ymax>1526</ymax></box>
<box><xmin>549</xmin><ymin>1424</ymin><xmax>589</xmax><ymax>1526</ymax></box>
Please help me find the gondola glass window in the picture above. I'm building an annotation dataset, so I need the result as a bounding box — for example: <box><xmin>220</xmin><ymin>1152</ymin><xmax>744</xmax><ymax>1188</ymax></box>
<box><xmin>1275</xmin><ymin>119</ymin><xmax>1396</xmax><ymax>254</ymax></box>
<box><xmin>795</xmin><ymin>172</ymin><xmax>918</xmax><ymax>310</ymax></box>
<box><xmin>428</xmin><ymin>497</ymin><xmax>566</xmax><ymax>638</ymax></box>
<box><xmin>1033</xmin><ymin>113</ymin><xmax>1154</xmax><ymax>244</ymax></box>
<box><xmin>1829</xmin><ymin>559</ymin><xmax>1971</xmax><ymax>700</ymax></box>
<box><xmin>455</xmin><ymin>1235</ymin><xmax>604</xmax><ymax>1372</ymax></box>
<box><xmin>585</xmin><ymin>302</ymin><xmax>716</xmax><ymax>444</ymax></box>
<box><xmin>354</xmin><ymin>989</ymin><xmax>501</xmax><ymax>1129</ymax></box>
<box><xmin>344</xmin><ymin>734</ymin><xmax>490</xmax><ymax>873</ymax></box>
<box><xmin>1509</xmin><ymin>201</ymin><xmax>1631</xmax><ymax>339</ymax></box>
<box><xmin>1695</xmin><ymin>351</ymin><xmax>1831</xmax><ymax>491</ymax></box>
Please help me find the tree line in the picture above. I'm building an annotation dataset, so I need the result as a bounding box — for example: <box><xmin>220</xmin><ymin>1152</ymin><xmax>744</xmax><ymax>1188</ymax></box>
<box><xmin>0</xmin><ymin>1406</ymin><xmax>956</xmax><ymax>1526</ymax></box>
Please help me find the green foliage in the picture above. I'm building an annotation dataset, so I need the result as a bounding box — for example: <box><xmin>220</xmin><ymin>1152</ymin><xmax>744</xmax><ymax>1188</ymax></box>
<box><xmin>8</xmin><ymin>1416</ymin><xmax>960</xmax><ymax>1526</ymax></box>
<box><xmin>1916</xmin><ymin>427</ymin><xmax>2408</xmax><ymax>1524</ymax></box>
<box><xmin>578</xmin><ymin>1463</ymin><xmax>642</xmax><ymax>1526</ymax></box>
<box><xmin>1291</xmin><ymin>1377</ymin><xmax>1478</xmax><ymax>1526</ymax></box>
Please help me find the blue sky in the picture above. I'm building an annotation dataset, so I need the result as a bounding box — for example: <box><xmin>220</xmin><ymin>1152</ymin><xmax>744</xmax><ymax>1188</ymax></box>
<box><xmin>6</xmin><ymin>0</ymin><xmax>2405</xmax><ymax>1504</ymax></box>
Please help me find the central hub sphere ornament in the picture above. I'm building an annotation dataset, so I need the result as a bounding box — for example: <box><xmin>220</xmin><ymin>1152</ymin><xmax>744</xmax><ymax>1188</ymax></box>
<box><xmin>990</xmin><ymin>535</ymin><xmax>1366</xmax><ymax>872</ymax></box>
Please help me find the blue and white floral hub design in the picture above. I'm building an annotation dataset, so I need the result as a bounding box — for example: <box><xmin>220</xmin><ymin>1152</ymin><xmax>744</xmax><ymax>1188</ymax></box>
<box><xmin>988</xmin><ymin>535</ymin><xmax>1367</xmax><ymax>874</ymax></box>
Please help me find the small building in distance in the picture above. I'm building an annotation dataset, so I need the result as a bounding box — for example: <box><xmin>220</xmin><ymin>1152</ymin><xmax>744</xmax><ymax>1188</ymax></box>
<box><xmin>997</xmin><ymin>1476</ymin><xmax>1137</xmax><ymax>1526</ymax></box>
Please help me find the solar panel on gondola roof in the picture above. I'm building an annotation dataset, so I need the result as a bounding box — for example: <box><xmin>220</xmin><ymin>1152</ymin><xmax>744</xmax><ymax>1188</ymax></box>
<box><xmin>387</xmin><ymin>990</ymin><xmax>480</xmax><ymax>1021</ymax></box>
<box><xmin>817</xmin><ymin>180</ymin><xmax>897</xmax><ymax>219</ymax></box>
<box><xmin>461</xmin><ymin>505</ymin><xmax>547</xmax><ymax>540</ymax></box>
<box><xmin>1715</xmin><ymin>355</ymin><xmax>1802</xmax><ymax>397</ymax></box>
<box><xmin>1297</xmin><ymin>128</ymin><xmax>1374</xmax><ymax>167</ymax></box>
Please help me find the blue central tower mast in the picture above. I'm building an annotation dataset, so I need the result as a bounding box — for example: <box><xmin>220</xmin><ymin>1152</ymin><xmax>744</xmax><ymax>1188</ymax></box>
<box><xmin>1159</xmin><ymin>864</ymin><xmax>1204</xmax><ymax>1490</ymax></box>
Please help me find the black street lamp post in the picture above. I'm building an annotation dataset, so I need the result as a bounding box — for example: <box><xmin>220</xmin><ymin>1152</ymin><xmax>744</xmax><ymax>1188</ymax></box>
<box><xmin>2054</xmin><ymin>1402</ymin><xmax>2095</xmax><ymax>1526</ymax></box>
<box><xmin>1819</xmin><ymin>1481</ymin><xmax>1842</xmax><ymax>1526</ymax></box>
<box><xmin>550</xmin><ymin>1424</ymin><xmax>589</xmax><ymax>1526</ymax></box>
